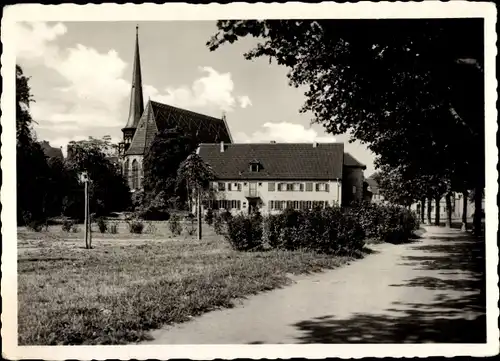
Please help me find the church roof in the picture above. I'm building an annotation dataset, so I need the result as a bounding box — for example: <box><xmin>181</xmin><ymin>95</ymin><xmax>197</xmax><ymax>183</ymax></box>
<box><xmin>198</xmin><ymin>142</ymin><xmax>347</xmax><ymax>180</ymax></box>
<box><xmin>125</xmin><ymin>100</ymin><xmax>233</xmax><ymax>155</ymax></box>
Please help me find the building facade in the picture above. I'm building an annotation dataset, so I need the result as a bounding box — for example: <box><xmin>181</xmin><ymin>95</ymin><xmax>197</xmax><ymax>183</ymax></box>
<box><xmin>197</xmin><ymin>142</ymin><xmax>366</xmax><ymax>214</ymax></box>
<box><xmin>119</xmin><ymin>27</ymin><xmax>232</xmax><ymax>191</ymax></box>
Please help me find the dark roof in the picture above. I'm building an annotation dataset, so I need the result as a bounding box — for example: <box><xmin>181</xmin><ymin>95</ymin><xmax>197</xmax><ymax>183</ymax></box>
<box><xmin>39</xmin><ymin>141</ymin><xmax>64</xmax><ymax>161</ymax></box>
<box><xmin>344</xmin><ymin>152</ymin><xmax>366</xmax><ymax>169</ymax></box>
<box><xmin>125</xmin><ymin>100</ymin><xmax>233</xmax><ymax>155</ymax></box>
<box><xmin>198</xmin><ymin>143</ymin><xmax>345</xmax><ymax>180</ymax></box>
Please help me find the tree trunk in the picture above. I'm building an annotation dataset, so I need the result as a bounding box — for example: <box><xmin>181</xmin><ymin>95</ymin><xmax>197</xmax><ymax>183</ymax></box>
<box><xmin>187</xmin><ymin>183</ymin><xmax>191</xmax><ymax>212</ymax></box>
<box><xmin>427</xmin><ymin>198</ymin><xmax>432</xmax><ymax>225</ymax></box>
<box><xmin>420</xmin><ymin>198</ymin><xmax>426</xmax><ymax>224</ymax></box>
<box><xmin>197</xmin><ymin>189</ymin><xmax>202</xmax><ymax>241</ymax></box>
<box><xmin>473</xmin><ymin>186</ymin><xmax>483</xmax><ymax>236</ymax></box>
<box><xmin>461</xmin><ymin>190</ymin><xmax>468</xmax><ymax>231</ymax></box>
<box><xmin>434</xmin><ymin>196</ymin><xmax>440</xmax><ymax>226</ymax></box>
<box><xmin>445</xmin><ymin>192</ymin><xmax>452</xmax><ymax>228</ymax></box>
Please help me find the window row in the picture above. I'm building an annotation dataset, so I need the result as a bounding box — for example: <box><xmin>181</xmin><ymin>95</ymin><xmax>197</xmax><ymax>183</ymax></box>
<box><xmin>270</xmin><ymin>182</ymin><xmax>329</xmax><ymax>192</ymax></box>
<box><xmin>212</xmin><ymin>182</ymin><xmax>331</xmax><ymax>192</ymax></box>
<box><xmin>269</xmin><ymin>200</ymin><xmax>332</xmax><ymax>211</ymax></box>
<box><xmin>203</xmin><ymin>199</ymin><xmax>242</xmax><ymax>210</ymax></box>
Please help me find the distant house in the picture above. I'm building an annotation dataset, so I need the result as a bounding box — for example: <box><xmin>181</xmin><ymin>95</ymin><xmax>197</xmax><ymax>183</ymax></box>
<box><xmin>365</xmin><ymin>174</ymin><xmax>385</xmax><ymax>203</ymax></box>
<box><xmin>39</xmin><ymin>141</ymin><xmax>64</xmax><ymax>162</ymax></box>
<box><xmin>196</xmin><ymin>142</ymin><xmax>366</xmax><ymax>214</ymax></box>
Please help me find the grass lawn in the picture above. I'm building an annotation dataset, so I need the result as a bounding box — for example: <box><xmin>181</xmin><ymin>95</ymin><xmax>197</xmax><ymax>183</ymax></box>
<box><xmin>18</xmin><ymin>224</ymin><xmax>358</xmax><ymax>345</ymax></box>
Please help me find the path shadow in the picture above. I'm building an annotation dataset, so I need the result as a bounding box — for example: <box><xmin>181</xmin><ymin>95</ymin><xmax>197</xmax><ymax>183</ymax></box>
<box><xmin>293</xmin><ymin>232</ymin><xmax>486</xmax><ymax>344</ymax></box>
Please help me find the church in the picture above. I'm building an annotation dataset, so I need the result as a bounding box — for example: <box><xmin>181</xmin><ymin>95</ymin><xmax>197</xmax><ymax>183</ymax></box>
<box><xmin>119</xmin><ymin>27</ymin><xmax>233</xmax><ymax>191</ymax></box>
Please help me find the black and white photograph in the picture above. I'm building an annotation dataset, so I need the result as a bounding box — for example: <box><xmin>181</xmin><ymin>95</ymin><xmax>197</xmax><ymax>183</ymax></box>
<box><xmin>1</xmin><ymin>2</ymin><xmax>498</xmax><ymax>359</ymax></box>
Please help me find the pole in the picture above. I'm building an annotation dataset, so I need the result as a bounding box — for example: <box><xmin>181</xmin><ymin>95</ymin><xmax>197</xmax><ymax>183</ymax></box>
<box><xmin>88</xmin><ymin>182</ymin><xmax>92</xmax><ymax>249</ymax></box>
<box><xmin>84</xmin><ymin>180</ymin><xmax>89</xmax><ymax>249</ymax></box>
<box><xmin>197</xmin><ymin>188</ymin><xmax>202</xmax><ymax>241</ymax></box>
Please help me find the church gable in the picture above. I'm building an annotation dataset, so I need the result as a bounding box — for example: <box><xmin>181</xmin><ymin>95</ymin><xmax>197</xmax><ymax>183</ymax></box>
<box><xmin>125</xmin><ymin>100</ymin><xmax>233</xmax><ymax>156</ymax></box>
<box><xmin>125</xmin><ymin>101</ymin><xmax>158</xmax><ymax>155</ymax></box>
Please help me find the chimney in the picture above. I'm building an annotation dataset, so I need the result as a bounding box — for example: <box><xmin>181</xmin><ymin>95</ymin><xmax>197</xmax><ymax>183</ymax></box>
<box><xmin>270</xmin><ymin>140</ymin><xmax>276</xmax><ymax>144</ymax></box>
<box><xmin>220</xmin><ymin>141</ymin><xmax>224</xmax><ymax>152</ymax></box>
<box><xmin>313</xmin><ymin>142</ymin><xmax>318</xmax><ymax>148</ymax></box>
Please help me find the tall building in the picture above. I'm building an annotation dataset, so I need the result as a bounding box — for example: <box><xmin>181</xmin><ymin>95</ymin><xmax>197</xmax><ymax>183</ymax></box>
<box><xmin>119</xmin><ymin>27</ymin><xmax>232</xmax><ymax>191</ymax></box>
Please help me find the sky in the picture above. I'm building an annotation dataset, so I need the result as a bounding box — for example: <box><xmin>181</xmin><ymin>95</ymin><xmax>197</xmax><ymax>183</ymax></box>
<box><xmin>15</xmin><ymin>21</ymin><xmax>376</xmax><ymax>176</ymax></box>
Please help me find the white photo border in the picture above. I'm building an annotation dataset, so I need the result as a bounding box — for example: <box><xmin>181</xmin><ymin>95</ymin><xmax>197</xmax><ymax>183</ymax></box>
<box><xmin>1</xmin><ymin>2</ymin><xmax>498</xmax><ymax>359</ymax></box>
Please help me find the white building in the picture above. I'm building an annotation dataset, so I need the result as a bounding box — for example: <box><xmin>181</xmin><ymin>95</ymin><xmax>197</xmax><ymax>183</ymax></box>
<box><xmin>196</xmin><ymin>142</ymin><xmax>366</xmax><ymax>215</ymax></box>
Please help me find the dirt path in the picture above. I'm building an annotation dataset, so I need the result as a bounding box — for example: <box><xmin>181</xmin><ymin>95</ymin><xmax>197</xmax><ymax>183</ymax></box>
<box><xmin>141</xmin><ymin>226</ymin><xmax>485</xmax><ymax>344</ymax></box>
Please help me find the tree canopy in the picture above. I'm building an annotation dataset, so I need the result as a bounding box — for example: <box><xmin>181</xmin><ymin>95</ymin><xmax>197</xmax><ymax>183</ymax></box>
<box><xmin>208</xmin><ymin>19</ymin><xmax>485</xmax><ymax>232</ymax></box>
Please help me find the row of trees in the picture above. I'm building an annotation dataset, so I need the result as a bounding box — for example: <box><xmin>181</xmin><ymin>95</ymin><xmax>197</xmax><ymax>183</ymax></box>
<box><xmin>16</xmin><ymin>65</ymin><xmax>131</xmax><ymax>226</ymax></box>
<box><xmin>207</xmin><ymin>19</ymin><xmax>485</xmax><ymax>234</ymax></box>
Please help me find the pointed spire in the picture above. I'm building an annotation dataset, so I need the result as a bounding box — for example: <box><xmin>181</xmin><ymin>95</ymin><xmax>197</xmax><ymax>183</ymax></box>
<box><xmin>124</xmin><ymin>25</ymin><xmax>144</xmax><ymax>130</ymax></box>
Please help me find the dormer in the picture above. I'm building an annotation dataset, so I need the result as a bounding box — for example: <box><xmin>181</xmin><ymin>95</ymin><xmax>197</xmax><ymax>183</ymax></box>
<box><xmin>249</xmin><ymin>159</ymin><xmax>261</xmax><ymax>172</ymax></box>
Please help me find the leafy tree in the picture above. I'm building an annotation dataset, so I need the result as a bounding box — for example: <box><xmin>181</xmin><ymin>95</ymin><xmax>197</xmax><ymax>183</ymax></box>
<box><xmin>208</xmin><ymin>19</ymin><xmax>484</xmax><ymax>234</ymax></box>
<box><xmin>65</xmin><ymin>139</ymin><xmax>130</xmax><ymax>218</ymax></box>
<box><xmin>177</xmin><ymin>153</ymin><xmax>215</xmax><ymax>240</ymax></box>
<box><xmin>142</xmin><ymin>128</ymin><xmax>197</xmax><ymax>209</ymax></box>
<box><xmin>16</xmin><ymin>65</ymin><xmax>52</xmax><ymax>224</ymax></box>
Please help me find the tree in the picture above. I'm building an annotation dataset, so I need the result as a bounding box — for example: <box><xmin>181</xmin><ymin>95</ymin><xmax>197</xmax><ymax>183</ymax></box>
<box><xmin>16</xmin><ymin>65</ymin><xmax>52</xmax><ymax>225</ymax></box>
<box><xmin>142</xmin><ymin>128</ymin><xmax>198</xmax><ymax>209</ymax></box>
<box><xmin>208</xmin><ymin>19</ymin><xmax>485</xmax><ymax>234</ymax></box>
<box><xmin>177</xmin><ymin>153</ymin><xmax>215</xmax><ymax>240</ymax></box>
<box><xmin>65</xmin><ymin>139</ymin><xmax>130</xmax><ymax>218</ymax></box>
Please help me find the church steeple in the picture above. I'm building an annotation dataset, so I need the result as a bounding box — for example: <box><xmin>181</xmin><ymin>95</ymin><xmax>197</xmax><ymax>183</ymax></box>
<box><xmin>122</xmin><ymin>25</ymin><xmax>144</xmax><ymax>148</ymax></box>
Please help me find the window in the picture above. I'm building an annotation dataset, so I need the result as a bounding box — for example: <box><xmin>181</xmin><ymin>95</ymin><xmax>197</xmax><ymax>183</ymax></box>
<box><xmin>277</xmin><ymin>183</ymin><xmax>283</xmax><ymax>191</ymax></box>
<box><xmin>131</xmin><ymin>159</ymin><xmax>139</xmax><ymax>190</ymax></box>
<box><xmin>306</xmin><ymin>183</ymin><xmax>313</xmax><ymax>192</ymax></box>
<box><xmin>315</xmin><ymin>183</ymin><xmax>329</xmax><ymax>192</ymax></box>
<box><xmin>286</xmin><ymin>183</ymin><xmax>293</xmax><ymax>191</ymax></box>
<box><xmin>123</xmin><ymin>159</ymin><xmax>129</xmax><ymax>178</ymax></box>
<box><xmin>268</xmin><ymin>183</ymin><xmax>276</xmax><ymax>192</ymax></box>
<box><xmin>218</xmin><ymin>182</ymin><xmax>225</xmax><ymax>191</ymax></box>
<box><xmin>227</xmin><ymin>183</ymin><xmax>232</xmax><ymax>191</ymax></box>
<box><xmin>237</xmin><ymin>183</ymin><xmax>242</xmax><ymax>191</ymax></box>
<box><xmin>293</xmin><ymin>183</ymin><xmax>301</xmax><ymax>191</ymax></box>
<box><xmin>250</xmin><ymin>163</ymin><xmax>259</xmax><ymax>172</ymax></box>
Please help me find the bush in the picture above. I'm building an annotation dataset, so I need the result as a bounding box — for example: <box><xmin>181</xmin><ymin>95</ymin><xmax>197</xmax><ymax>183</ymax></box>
<box><xmin>225</xmin><ymin>214</ymin><xmax>263</xmax><ymax>251</ymax></box>
<box><xmin>349</xmin><ymin>203</ymin><xmax>418</xmax><ymax>244</ymax></box>
<box><xmin>108</xmin><ymin>222</ymin><xmax>118</xmax><ymax>234</ymax></box>
<box><xmin>71</xmin><ymin>224</ymin><xmax>80</xmax><ymax>233</ymax></box>
<box><xmin>127</xmin><ymin>220</ymin><xmax>144</xmax><ymax>234</ymax></box>
<box><xmin>62</xmin><ymin>219</ymin><xmax>75</xmax><ymax>233</ymax></box>
<box><xmin>204</xmin><ymin>208</ymin><xmax>214</xmax><ymax>225</ymax></box>
<box><xmin>144</xmin><ymin>222</ymin><xmax>157</xmax><ymax>234</ymax></box>
<box><xmin>185</xmin><ymin>218</ymin><xmax>196</xmax><ymax>236</ymax></box>
<box><xmin>27</xmin><ymin>220</ymin><xmax>45</xmax><ymax>232</ymax></box>
<box><xmin>96</xmin><ymin>217</ymin><xmax>108</xmax><ymax>234</ymax></box>
<box><xmin>169</xmin><ymin>215</ymin><xmax>182</xmax><ymax>236</ymax></box>
<box><xmin>136</xmin><ymin>205</ymin><xmax>170</xmax><ymax>221</ymax></box>
<box><xmin>228</xmin><ymin>207</ymin><xmax>365</xmax><ymax>256</ymax></box>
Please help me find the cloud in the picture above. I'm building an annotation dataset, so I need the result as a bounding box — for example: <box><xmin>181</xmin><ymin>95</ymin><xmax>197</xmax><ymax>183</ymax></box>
<box><xmin>16</xmin><ymin>22</ymin><xmax>251</xmax><ymax>150</ymax></box>
<box><xmin>144</xmin><ymin>66</ymin><xmax>252</xmax><ymax>113</ymax></box>
<box><xmin>234</xmin><ymin>122</ymin><xmax>337</xmax><ymax>144</ymax></box>
<box><xmin>16</xmin><ymin>22</ymin><xmax>130</xmax><ymax>130</ymax></box>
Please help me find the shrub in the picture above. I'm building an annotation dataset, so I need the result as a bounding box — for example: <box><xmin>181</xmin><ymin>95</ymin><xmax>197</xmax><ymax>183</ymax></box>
<box><xmin>144</xmin><ymin>222</ymin><xmax>157</xmax><ymax>234</ymax></box>
<box><xmin>204</xmin><ymin>208</ymin><xmax>214</xmax><ymax>226</ymax></box>
<box><xmin>96</xmin><ymin>217</ymin><xmax>108</xmax><ymax>234</ymax></box>
<box><xmin>108</xmin><ymin>222</ymin><xmax>118</xmax><ymax>234</ymax></box>
<box><xmin>127</xmin><ymin>220</ymin><xmax>144</xmax><ymax>234</ymax></box>
<box><xmin>71</xmin><ymin>224</ymin><xmax>80</xmax><ymax>233</ymax></box>
<box><xmin>137</xmin><ymin>205</ymin><xmax>170</xmax><ymax>221</ymax></box>
<box><xmin>185</xmin><ymin>218</ymin><xmax>196</xmax><ymax>236</ymax></box>
<box><xmin>62</xmin><ymin>219</ymin><xmax>75</xmax><ymax>233</ymax></box>
<box><xmin>27</xmin><ymin>220</ymin><xmax>45</xmax><ymax>232</ymax></box>
<box><xmin>225</xmin><ymin>214</ymin><xmax>263</xmax><ymax>251</ymax></box>
<box><xmin>169</xmin><ymin>215</ymin><xmax>182</xmax><ymax>236</ymax></box>
<box><xmin>213</xmin><ymin>211</ymin><xmax>231</xmax><ymax>235</ymax></box>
